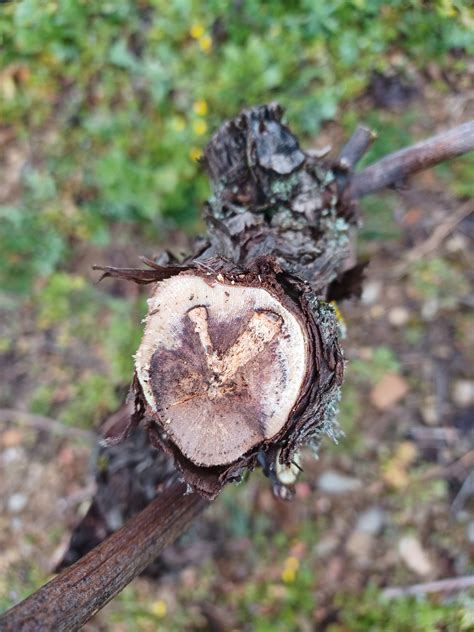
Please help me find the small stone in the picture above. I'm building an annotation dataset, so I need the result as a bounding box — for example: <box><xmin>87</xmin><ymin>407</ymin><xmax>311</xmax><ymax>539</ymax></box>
<box><xmin>370</xmin><ymin>305</ymin><xmax>385</xmax><ymax>319</ymax></box>
<box><xmin>433</xmin><ymin>344</ymin><xmax>450</xmax><ymax>360</ymax></box>
<box><xmin>421</xmin><ymin>397</ymin><xmax>439</xmax><ymax>426</ymax></box>
<box><xmin>180</xmin><ymin>567</ymin><xmax>198</xmax><ymax>589</ymax></box>
<box><xmin>361</xmin><ymin>281</ymin><xmax>382</xmax><ymax>306</ymax></box>
<box><xmin>398</xmin><ymin>535</ymin><xmax>433</xmax><ymax>577</ymax></box>
<box><xmin>1</xmin><ymin>429</ymin><xmax>23</xmax><ymax>448</ymax></box>
<box><xmin>318</xmin><ymin>470</ymin><xmax>362</xmax><ymax>495</ymax></box>
<box><xmin>8</xmin><ymin>493</ymin><xmax>27</xmax><ymax>513</ymax></box>
<box><xmin>106</xmin><ymin>508</ymin><xmax>124</xmax><ymax>531</ymax></box>
<box><xmin>467</xmin><ymin>522</ymin><xmax>474</xmax><ymax>544</ymax></box>
<box><xmin>11</xmin><ymin>517</ymin><xmax>23</xmax><ymax>532</ymax></box>
<box><xmin>2</xmin><ymin>447</ymin><xmax>23</xmax><ymax>464</ymax></box>
<box><xmin>295</xmin><ymin>482</ymin><xmax>312</xmax><ymax>500</ymax></box>
<box><xmin>356</xmin><ymin>507</ymin><xmax>385</xmax><ymax>535</ymax></box>
<box><xmin>315</xmin><ymin>534</ymin><xmax>339</xmax><ymax>557</ymax></box>
<box><xmin>370</xmin><ymin>373</ymin><xmax>409</xmax><ymax>411</ymax></box>
<box><xmin>58</xmin><ymin>446</ymin><xmax>75</xmax><ymax>467</ymax></box>
<box><xmin>445</xmin><ymin>234</ymin><xmax>468</xmax><ymax>253</ymax></box>
<box><xmin>346</xmin><ymin>530</ymin><xmax>374</xmax><ymax>560</ymax></box>
<box><xmin>452</xmin><ymin>380</ymin><xmax>474</xmax><ymax>408</ymax></box>
<box><xmin>388</xmin><ymin>306</ymin><xmax>410</xmax><ymax>327</ymax></box>
<box><xmin>358</xmin><ymin>346</ymin><xmax>373</xmax><ymax>361</ymax></box>
<box><xmin>421</xmin><ymin>298</ymin><xmax>439</xmax><ymax>321</ymax></box>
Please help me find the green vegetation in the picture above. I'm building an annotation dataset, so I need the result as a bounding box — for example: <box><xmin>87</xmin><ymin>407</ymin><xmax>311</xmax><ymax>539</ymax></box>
<box><xmin>409</xmin><ymin>256</ymin><xmax>470</xmax><ymax>311</ymax></box>
<box><xmin>1</xmin><ymin>0</ymin><xmax>473</xmax><ymax>292</ymax></box>
<box><xmin>23</xmin><ymin>271</ymin><xmax>145</xmax><ymax>428</ymax></box>
<box><xmin>333</xmin><ymin>587</ymin><xmax>473</xmax><ymax>632</ymax></box>
<box><xmin>350</xmin><ymin>345</ymin><xmax>401</xmax><ymax>385</ymax></box>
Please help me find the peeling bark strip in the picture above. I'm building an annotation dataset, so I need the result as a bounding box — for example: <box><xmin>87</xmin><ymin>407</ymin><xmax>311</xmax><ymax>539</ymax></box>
<box><xmin>96</xmin><ymin>104</ymin><xmax>350</xmax><ymax>498</ymax></box>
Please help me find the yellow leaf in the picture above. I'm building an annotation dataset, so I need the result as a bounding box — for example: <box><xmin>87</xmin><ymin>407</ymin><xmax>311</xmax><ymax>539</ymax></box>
<box><xmin>396</xmin><ymin>441</ymin><xmax>417</xmax><ymax>465</ymax></box>
<box><xmin>285</xmin><ymin>556</ymin><xmax>300</xmax><ymax>571</ymax></box>
<box><xmin>281</xmin><ymin>555</ymin><xmax>300</xmax><ymax>583</ymax></box>
<box><xmin>281</xmin><ymin>567</ymin><xmax>296</xmax><ymax>583</ymax></box>
<box><xmin>383</xmin><ymin>461</ymin><xmax>409</xmax><ymax>489</ymax></box>
<box><xmin>0</xmin><ymin>75</ymin><xmax>16</xmax><ymax>100</ymax></box>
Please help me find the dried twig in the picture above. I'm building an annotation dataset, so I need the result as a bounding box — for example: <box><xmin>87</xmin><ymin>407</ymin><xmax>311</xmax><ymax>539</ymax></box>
<box><xmin>418</xmin><ymin>450</ymin><xmax>474</xmax><ymax>483</ymax></box>
<box><xmin>383</xmin><ymin>575</ymin><xmax>474</xmax><ymax>599</ymax></box>
<box><xmin>348</xmin><ymin>120</ymin><xmax>474</xmax><ymax>198</ymax></box>
<box><xmin>392</xmin><ymin>201</ymin><xmax>473</xmax><ymax>276</ymax></box>
<box><xmin>0</xmin><ymin>482</ymin><xmax>208</xmax><ymax>632</ymax></box>
<box><xmin>336</xmin><ymin>125</ymin><xmax>377</xmax><ymax>171</ymax></box>
<box><xmin>334</xmin><ymin>125</ymin><xmax>377</xmax><ymax>191</ymax></box>
<box><xmin>0</xmin><ymin>408</ymin><xmax>95</xmax><ymax>442</ymax></box>
<box><xmin>452</xmin><ymin>470</ymin><xmax>474</xmax><ymax>514</ymax></box>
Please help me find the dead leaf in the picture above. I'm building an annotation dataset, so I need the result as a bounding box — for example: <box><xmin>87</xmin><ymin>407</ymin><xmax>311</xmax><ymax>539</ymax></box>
<box><xmin>1</xmin><ymin>429</ymin><xmax>23</xmax><ymax>448</ymax></box>
<box><xmin>370</xmin><ymin>373</ymin><xmax>409</xmax><ymax>411</ymax></box>
<box><xmin>383</xmin><ymin>441</ymin><xmax>418</xmax><ymax>489</ymax></box>
<box><xmin>398</xmin><ymin>535</ymin><xmax>433</xmax><ymax>577</ymax></box>
<box><xmin>401</xmin><ymin>207</ymin><xmax>422</xmax><ymax>226</ymax></box>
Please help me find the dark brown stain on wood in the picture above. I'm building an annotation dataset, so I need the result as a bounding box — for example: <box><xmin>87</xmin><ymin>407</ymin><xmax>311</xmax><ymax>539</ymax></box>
<box><xmin>149</xmin><ymin>305</ymin><xmax>285</xmax><ymax>466</ymax></box>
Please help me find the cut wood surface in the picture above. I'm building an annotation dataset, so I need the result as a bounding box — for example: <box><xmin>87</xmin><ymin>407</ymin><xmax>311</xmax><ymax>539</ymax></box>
<box><xmin>135</xmin><ymin>272</ymin><xmax>308</xmax><ymax>466</ymax></box>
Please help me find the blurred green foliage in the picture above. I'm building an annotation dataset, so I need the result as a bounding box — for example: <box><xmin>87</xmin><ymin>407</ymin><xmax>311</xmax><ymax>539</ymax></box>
<box><xmin>25</xmin><ymin>271</ymin><xmax>145</xmax><ymax>427</ymax></box>
<box><xmin>350</xmin><ymin>345</ymin><xmax>401</xmax><ymax>384</ymax></box>
<box><xmin>435</xmin><ymin>153</ymin><xmax>474</xmax><ymax>198</ymax></box>
<box><xmin>409</xmin><ymin>256</ymin><xmax>470</xmax><ymax>310</ymax></box>
<box><xmin>332</xmin><ymin>586</ymin><xmax>472</xmax><ymax>632</ymax></box>
<box><xmin>1</xmin><ymin>0</ymin><xmax>473</xmax><ymax>292</ymax></box>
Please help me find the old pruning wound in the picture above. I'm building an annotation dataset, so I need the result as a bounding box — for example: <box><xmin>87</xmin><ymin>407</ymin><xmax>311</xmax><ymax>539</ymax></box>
<box><xmin>96</xmin><ymin>104</ymin><xmax>361</xmax><ymax>499</ymax></box>
<box><xmin>137</xmin><ymin>273</ymin><xmax>307</xmax><ymax>468</ymax></box>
